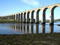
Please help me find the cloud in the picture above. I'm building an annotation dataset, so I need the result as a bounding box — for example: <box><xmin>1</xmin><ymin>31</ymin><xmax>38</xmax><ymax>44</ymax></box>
<box><xmin>21</xmin><ymin>0</ymin><xmax>40</xmax><ymax>6</ymax></box>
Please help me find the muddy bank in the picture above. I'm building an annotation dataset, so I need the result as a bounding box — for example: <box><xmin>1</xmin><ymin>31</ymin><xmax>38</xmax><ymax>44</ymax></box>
<box><xmin>0</xmin><ymin>33</ymin><xmax>60</xmax><ymax>45</ymax></box>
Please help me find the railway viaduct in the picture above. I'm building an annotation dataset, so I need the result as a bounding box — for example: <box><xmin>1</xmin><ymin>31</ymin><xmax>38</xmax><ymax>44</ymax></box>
<box><xmin>0</xmin><ymin>3</ymin><xmax>60</xmax><ymax>24</ymax></box>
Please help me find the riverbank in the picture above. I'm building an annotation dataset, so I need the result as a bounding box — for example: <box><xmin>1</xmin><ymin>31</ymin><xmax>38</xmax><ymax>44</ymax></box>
<box><xmin>0</xmin><ymin>19</ymin><xmax>21</xmax><ymax>23</ymax></box>
<box><xmin>0</xmin><ymin>19</ymin><xmax>60</xmax><ymax>23</ymax></box>
<box><xmin>0</xmin><ymin>33</ymin><xmax>60</xmax><ymax>45</ymax></box>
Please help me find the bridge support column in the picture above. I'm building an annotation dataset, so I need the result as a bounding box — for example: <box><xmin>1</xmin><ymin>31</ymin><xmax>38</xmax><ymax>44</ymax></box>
<box><xmin>50</xmin><ymin>9</ymin><xmax>54</xmax><ymax>25</ymax></box>
<box><xmin>41</xmin><ymin>10</ymin><xmax>45</xmax><ymax>24</ymax></box>
<box><xmin>20</xmin><ymin>13</ymin><xmax>22</xmax><ymax>23</ymax></box>
<box><xmin>26</xmin><ymin>12</ymin><xmax>30</xmax><ymax>23</ymax></box>
<box><xmin>19</xmin><ymin>14</ymin><xmax>20</xmax><ymax>22</ymax></box>
<box><xmin>21</xmin><ymin>13</ymin><xmax>23</xmax><ymax>23</ymax></box>
<box><xmin>15</xmin><ymin>14</ymin><xmax>17</xmax><ymax>21</ymax></box>
<box><xmin>23</xmin><ymin>12</ymin><xmax>26</xmax><ymax>23</ymax></box>
<box><xmin>15</xmin><ymin>14</ymin><xmax>16</xmax><ymax>20</ymax></box>
<box><xmin>16</xmin><ymin>14</ymin><xmax>19</xmax><ymax>21</ymax></box>
<box><xmin>17</xmin><ymin>14</ymin><xmax>20</xmax><ymax>21</ymax></box>
<box><xmin>35</xmin><ymin>12</ymin><xmax>39</xmax><ymax>23</ymax></box>
<box><xmin>30</xmin><ymin>11</ymin><xmax>34</xmax><ymax>23</ymax></box>
<box><xmin>19</xmin><ymin>14</ymin><xmax>21</xmax><ymax>22</ymax></box>
<box><xmin>22</xmin><ymin>13</ymin><xmax>24</xmax><ymax>23</ymax></box>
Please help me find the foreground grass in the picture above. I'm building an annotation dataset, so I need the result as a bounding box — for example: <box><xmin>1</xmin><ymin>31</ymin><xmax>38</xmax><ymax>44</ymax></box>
<box><xmin>0</xmin><ymin>33</ymin><xmax>60</xmax><ymax>45</ymax></box>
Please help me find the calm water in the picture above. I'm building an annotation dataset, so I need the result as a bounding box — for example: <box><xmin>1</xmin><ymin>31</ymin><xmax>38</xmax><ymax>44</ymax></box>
<box><xmin>0</xmin><ymin>22</ymin><xmax>60</xmax><ymax>34</ymax></box>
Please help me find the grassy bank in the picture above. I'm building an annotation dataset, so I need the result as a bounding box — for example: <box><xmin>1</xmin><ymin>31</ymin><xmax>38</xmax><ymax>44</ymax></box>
<box><xmin>0</xmin><ymin>33</ymin><xmax>60</xmax><ymax>45</ymax></box>
<box><xmin>0</xmin><ymin>19</ymin><xmax>20</xmax><ymax>23</ymax></box>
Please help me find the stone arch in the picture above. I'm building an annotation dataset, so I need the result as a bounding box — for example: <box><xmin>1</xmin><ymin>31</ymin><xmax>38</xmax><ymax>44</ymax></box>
<box><xmin>44</xmin><ymin>8</ymin><xmax>51</xmax><ymax>23</ymax></box>
<box><xmin>30</xmin><ymin>10</ymin><xmax>35</xmax><ymax>23</ymax></box>
<box><xmin>18</xmin><ymin>13</ymin><xmax>20</xmax><ymax>21</ymax></box>
<box><xmin>35</xmin><ymin>9</ymin><xmax>40</xmax><ymax>23</ymax></box>
<box><xmin>52</xmin><ymin>5</ymin><xmax>60</xmax><ymax>11</ymax></box>
<box><xmin>37</xmin><ymin>9</ymin><xmax>40</xmax><ymax>12</ymax></box>
<box><xmin>51</xmin><ymin>6</ymin><xmax>59</xmax><ymax>14</ymax></box>
<box><xmin>16</xmin><ymin>14</ymin><xmax>19</xmax><ymax>21</ymax></box>
<box><xmin>24</xmin><ymin>12</ymin><xmax>26</xmax><ymax>15</ymax></box>
<box><xmin>31</xmin><ymin>10</ymin><xmax>35</xmax><ymax>17</ymax></box>
<box><xmin>23</xmin><ymin>12</ymin><xmax>26</xmax><ymax>23</ymax></box>
<box><xmin>14</xmin><ymin>14</ymin><xmax>16</xmax><ymax>20</ymax></box>
<box><xmin>42</xmin><ymin>8</ymin><xmax>50</xmax><ymax>24</ymax></box>
<box><xmin>17</xmin><ymin>13</ymin><xmax>20</xmax><ymax>21</ymax></box>
<box><xmin>27</xmin><ymin>11</ymin><xmax>30</xmax><ymax>23</ymax></box>
<box><xmin>50</xmin><ymin>5</ymin><xmax>60</xmax><ymax>16</ymax></box>
<box><xmin>51</xmin><ymin>5</ymin><xmax>60</xmax><ymax>15</ymax></box>
<box><xmin>50</xmin><ymin>5</ymin><xmax>60</xmax><ymax>24</ymax></box>
<box><xmin>21</xmin><ymin>13</ymin><xmax>23</xmax><ymax>22</ymax></box>
<box><xmin>43</xmin><ymin>8</ymin><xmax>49</xmax><ymax>14</ymax></box>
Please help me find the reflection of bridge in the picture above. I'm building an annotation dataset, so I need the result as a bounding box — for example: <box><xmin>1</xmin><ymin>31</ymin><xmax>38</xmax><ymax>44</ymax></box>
<box><xmin>0</xmin><ymin>3</ymin><xmax>60</xmax><ymax>24</ymax></box>
<box><xmin>0</xmin><ymin>4</ymin><xmax>60</xmax><ymax>24</ymax></box>
<box><xmin>8</xmin><ymin>23</ymin><xmax>54</xmax><ymax>34</ymax></box>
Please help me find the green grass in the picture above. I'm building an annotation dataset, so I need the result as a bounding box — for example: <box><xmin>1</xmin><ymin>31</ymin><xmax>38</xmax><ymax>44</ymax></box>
<box><xmin>0</xmin><ymin>19</ymin><xmax>60</xmax><ymax>23</ymax></box>
<box><xmin>0</xmin><ymin>19</ymin><xmax>19</xmax><ymax>23</ymax></box>
<box><xmin>0</xmin><ymin>33</ymin><xmax>60</xmax><ymax>45</ymax></box>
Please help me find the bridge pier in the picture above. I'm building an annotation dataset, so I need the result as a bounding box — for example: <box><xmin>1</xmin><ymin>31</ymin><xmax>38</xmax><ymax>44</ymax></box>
<box><xmin>41</xmin><ymin>11</ymin><xmax>45</xmax><ymax>24</ymax></box>
<box><xmin>35</xmin><ymin>11</ymin><xmax>39</xmax><ymax>23</ymax></box>
<box><xmin>18</xmin><ymin>13</ymin><xmax>20</xmax><ymax>22</ymax></box>
<box><xmin>20</xmin><ymin>13</ymin><xmax>23</xmax><ymax>23</ymax></box>
<box><xmin>19</xmin><ymin>14</ymin><xmax>21</xmax><ymax>22</ymax></box>
<box><xmin>50</xmin><ymin>9</ymin><xmax>54</xmax><ymax>25</ymax></box>
<box><xmin>23</xmin><ymin>12</ymin><xmax>26</xmax><ymax>23</ymax></box>
<box><xmin>15</xmin><ymin>14</ymin><xmax>16</xmax><ymax>20</ymax></box>
<box><xmin>26</xmin><ymin>12</ymin><xmax>30</xmax><ymax>23</ymax></box>
<box><xmin>30</xmin><ymin>11</ymin><xmax>34</xmax><ymax>23</ymax></box>
<box><xmin>16</xmin><ymin>14</ymin><xmax>19</xmax><ymax>21</ymax></box>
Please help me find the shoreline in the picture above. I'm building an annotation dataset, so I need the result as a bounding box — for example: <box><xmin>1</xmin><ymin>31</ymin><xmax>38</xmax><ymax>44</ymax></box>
<box><xmin>0</xmin><ymin>33</ymin><xmax>60</xmax><ymax>45</ymax></box>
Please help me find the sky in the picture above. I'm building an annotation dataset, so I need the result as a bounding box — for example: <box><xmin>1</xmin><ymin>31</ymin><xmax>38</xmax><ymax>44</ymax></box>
<box><xmin>0</xmin><ymin>0</ymin><xmax>60</xmax><ymax>20</ymax></box>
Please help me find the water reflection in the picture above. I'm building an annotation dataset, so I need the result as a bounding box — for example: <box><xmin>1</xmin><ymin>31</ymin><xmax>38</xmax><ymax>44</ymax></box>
<box><xmin>7</xmin><ymin>23</ymin><xmax>55</xmax><ymax>34</ymax></box>
<box><xmin>25</xmin><ymin>23</ymin><xmax>29</xmax><ymax>34</ymax></box>
<box><xmin>35</xmin><ymin>24</ymin><xmax>39</xmax><ymax>34</ymax></box>
<box><xmin>23</xmin><ymin>23</ymin><xmax>25</xmax><ymax>33</ymax></box>
<box><xmin>14</xmin><ymin>24</ymin><xmax>21</xmax><ymax>32</ymax></box>
<box><xmin>21</xmin><ymin>23</ymin><xmax>22</xmax><ymax>32</ymax></box>
<box><xmin>41</xmin><ymin>24</ymin><xmax>45</xmax><ymax>33</ymax></box>
<box><xmin>49</xmin><ymin>24</ymin><xmax>54</xmax><ymax>33</ymax></box>
<box><xmin>30</xmin><ymin>23</ymin><xmax>33</xmax><ymax>34</ymax></box>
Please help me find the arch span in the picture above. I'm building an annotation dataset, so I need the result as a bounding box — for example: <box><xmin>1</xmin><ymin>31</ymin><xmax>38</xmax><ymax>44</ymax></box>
<box><xmin>27</xmin><ymin>11</ymin><xmax>30</xmax><ymax>23</ymax></box>
<box><xmin>23</xmin><ymin>12</ymin><xmax>26</xmax><ymax>23</ymax></box>
<box><xmin>30</xmin><ymin>10</ymin><xmax>35</xmax><ymax>23</ymax></box>
<box><xmin>35</xmin><ymin>9</ymin><xmax>40</xmax><ymax>23</ymax></box>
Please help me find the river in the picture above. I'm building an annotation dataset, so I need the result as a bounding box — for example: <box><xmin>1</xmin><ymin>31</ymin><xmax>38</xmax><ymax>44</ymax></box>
<box><xmin>0</xmin><ymin>22</ymin><xmax>60</xmax><ymax>34</ymax></box>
